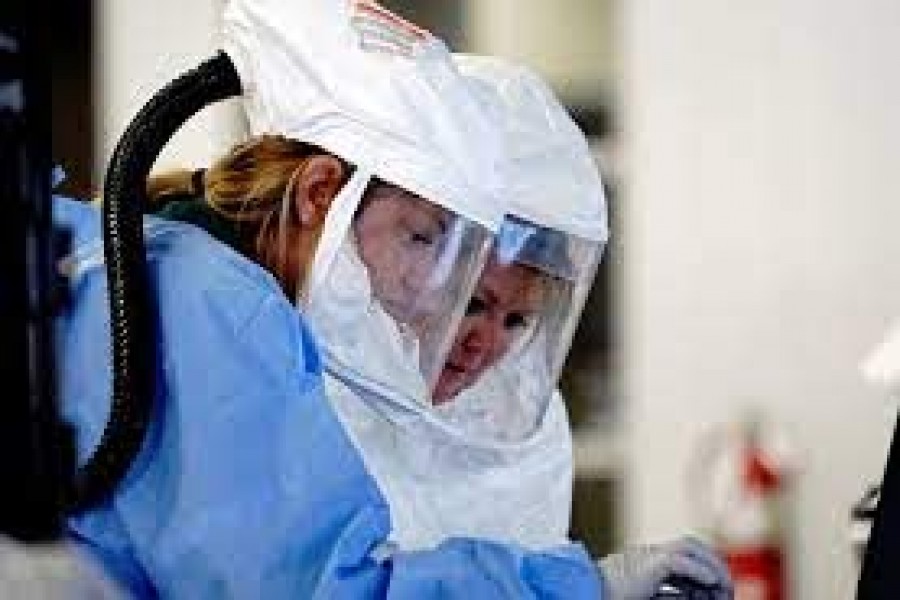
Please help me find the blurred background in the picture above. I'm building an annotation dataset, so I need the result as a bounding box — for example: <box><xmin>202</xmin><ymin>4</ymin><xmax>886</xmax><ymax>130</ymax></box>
<box><xmin>51</xmin><ymin>1</ymin><xmax>900</xmax><ymax>598</ymax></box>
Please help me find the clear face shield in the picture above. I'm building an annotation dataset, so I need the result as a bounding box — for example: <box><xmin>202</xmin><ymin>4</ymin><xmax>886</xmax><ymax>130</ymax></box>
<box><xmin>433</xmin><ymin>215</ymin><xmax>605</xmax><ymax>442</ymax></box>
<box><xmin>301</xmin><ymin>170</ymin><xmax>494</xmax><ymax>405</ymax></box>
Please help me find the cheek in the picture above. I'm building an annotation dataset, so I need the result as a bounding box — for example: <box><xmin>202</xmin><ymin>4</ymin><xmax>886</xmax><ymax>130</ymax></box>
<box><xmin>393</xmin><ymin>243</ymin><xmax>430</xmax><ymax>282</ymax></box>
<box><xmin>381</xmin><ymin>245</ymin><xmax>415</xmax><ymax>294</ymax></box>
<box><xmin>355</xmin><ymin>227</ymin><xmax>380</xmax><ymax>270</ymax></box>
<box><xmin>358</xmin><ymin>233</ymin><xmax>401</xmax><ymax>286</ymax></box>
<box><xmin>381</xmin><ymin>244</ymin><xmax>435</xmax><ymax>303</ymax></box>
<box><xmin>476</xmin><ymin>327</ymin><xmax>516</xmax><ymax>370</ymax></box>
<box><xmin>446</xmin><ymin>325</ymin><xmax>469</xmax><ymax>357</ymax></box>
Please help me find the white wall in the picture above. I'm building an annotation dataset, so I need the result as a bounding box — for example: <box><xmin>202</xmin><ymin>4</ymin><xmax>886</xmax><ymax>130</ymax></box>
<box><xmin>621</xmin><ymin>1</ymin><xmax>900</xmax><ymax>598</ymax></box>
<box><xmin>94</xmin><ymin>0</ymin><xmax>244</xmax><ymax>183</ymax></box>
<box><xmin>465</xmin><ymin>0</ymin><xmax>615</xmax><ymax>107</ymax></box>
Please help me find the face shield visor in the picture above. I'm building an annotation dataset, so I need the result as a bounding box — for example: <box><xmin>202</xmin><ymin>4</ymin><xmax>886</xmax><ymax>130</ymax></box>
<box><xmin>301</xmin><ymin>168</ymin><xmax>495</xmax><ymax>406</ymax></box>
<box><xmin>433</xmin><ymin>214</ymin><xmax>605</xmax><ymax>442</ymax></box>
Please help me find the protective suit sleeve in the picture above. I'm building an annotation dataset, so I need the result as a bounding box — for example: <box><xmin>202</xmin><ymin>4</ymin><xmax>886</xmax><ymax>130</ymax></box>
<box><xmin>55</xmin><ymin>198</ymin><xmax>603</xmax><ymax>599</ymax></box>
<box><xmin>379</xmin><ymin>539</ymin><xmax>601</xmax><ymax>599</ymax></box>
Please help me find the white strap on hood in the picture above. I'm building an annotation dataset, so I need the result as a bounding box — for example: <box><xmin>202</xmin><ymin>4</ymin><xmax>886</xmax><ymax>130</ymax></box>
<box><xmin>303</xmin><ymin>166</ymin><xmax>373</xmax><ymax>298</ymax></box>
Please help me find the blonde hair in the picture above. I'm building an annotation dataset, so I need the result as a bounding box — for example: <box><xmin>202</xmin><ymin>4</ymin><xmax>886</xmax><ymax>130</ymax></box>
<box><xmin>147</xmin><ymin>134</ymin><xmax>350</xmax><ymax>294</ymax></box>
<box><xmin>148</xmin><ymin>134</ymin><xmax>343</xmax><ymax>217</ymax></box>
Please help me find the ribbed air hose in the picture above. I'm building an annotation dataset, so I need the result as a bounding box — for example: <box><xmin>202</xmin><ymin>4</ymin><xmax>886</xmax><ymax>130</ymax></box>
<box><xmin>67</xmin><ymin>51</ymin><xmax>242</xmax><ymax>512</ymax></box>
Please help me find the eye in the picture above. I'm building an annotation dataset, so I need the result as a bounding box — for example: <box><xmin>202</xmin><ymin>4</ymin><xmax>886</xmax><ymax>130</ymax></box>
<box><xmin>503</xmin><ymin>312</ymin><xmax>531</xmax><ymax>330</ymax></box>
<box><xmin>410</xmin><ymin>231</ymin><xmax>435</xmax><ymax>245</ymax></box>
<box><xmin>466</xmin><ymin>296</ymin><xmax>487</xmax><ymax>316</ymax></box>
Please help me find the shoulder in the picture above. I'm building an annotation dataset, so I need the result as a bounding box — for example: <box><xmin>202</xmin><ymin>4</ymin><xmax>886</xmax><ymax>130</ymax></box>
<box><xmin>55</xmin><ymin>196</ymin><xmax>322</xmax><ymax>459</ymax></box>
<box><xmin>55</xmin><ymin>195</ymin><xmax>316</xmax><ymax>369</ymax></box>
<box><xmin>58</xmin><ymin>196</ymin><xmax>274</xmax><ymax>286</ymax></box>
<box><xmin>56</xmin><ymin>195</ymin><xmax>290</xmax><ymax>334</ymax></box>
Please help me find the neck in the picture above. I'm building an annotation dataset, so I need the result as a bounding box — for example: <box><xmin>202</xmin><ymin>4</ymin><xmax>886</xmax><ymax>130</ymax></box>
<box><xmin>253</xmin><ymin>222</ymin><xmax>322</xmax><ymax>299</ymax></box>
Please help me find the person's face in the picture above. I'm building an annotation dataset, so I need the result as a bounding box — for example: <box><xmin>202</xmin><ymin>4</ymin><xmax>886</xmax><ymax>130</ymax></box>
<box><xmin>432</xmin><ymin>258</ymin><xmax>548</xmax><ymax>404</ymax></box>
<box><xmin>353</xmin><ymin>185</ymin><xmax>452</xmax><ymax>326</ymax></box>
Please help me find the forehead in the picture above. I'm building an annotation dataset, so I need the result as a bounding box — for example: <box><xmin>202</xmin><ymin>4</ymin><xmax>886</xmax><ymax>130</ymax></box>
<box><xmin>362</xmin><ymin>183</ymin><xmax>450</xmax><ymax>222</ymax></box>
<box><xmin>479</xmin><ymin>258</ymin><xmax>550</xmax><ymax>308</ymax></box>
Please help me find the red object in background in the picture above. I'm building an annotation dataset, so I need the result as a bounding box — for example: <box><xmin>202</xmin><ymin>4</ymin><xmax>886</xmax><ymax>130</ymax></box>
<box><xmin>691</xmin><ymin>414</ymin><xmax>792</xmax><ymax>600</ymax></box>
<box><xmin>720</xmin><ymin>435</ymin><xmax>787</xmax><ymax>600</ymax></box>
<box><xmin>724</xmin><ymin>546</ymin><xmax>785</xmax><ymax>600</ymax></box>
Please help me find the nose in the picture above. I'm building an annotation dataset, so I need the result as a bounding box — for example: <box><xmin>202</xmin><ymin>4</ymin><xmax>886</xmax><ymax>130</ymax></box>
<box><xmin>460</xmin><ymin>316</ymin><xmax>505</xmax><ymax>369</ymax></box>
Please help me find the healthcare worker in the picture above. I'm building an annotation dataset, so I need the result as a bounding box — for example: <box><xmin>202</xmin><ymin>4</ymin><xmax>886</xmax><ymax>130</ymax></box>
<box><xmin>453</xmin><ymin>55</ymin><xmax>733</xmax><ymax>599</ymax></box>
<box><xmin>314</xmin><ymin>54</ymin><xmax>609</xmax><ymax>552</ymax></box>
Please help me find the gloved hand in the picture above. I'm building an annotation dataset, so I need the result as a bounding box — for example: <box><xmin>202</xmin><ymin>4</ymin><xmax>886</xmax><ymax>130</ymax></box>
<box><xmin>597</xmin><ymin>536</ymin><xmax>734</xmax><ymax>599</ymax></box>
<box><xmin>0</xmin><ymin>536</ymin><xmax>125</xmax><ymax>599</ymax></box>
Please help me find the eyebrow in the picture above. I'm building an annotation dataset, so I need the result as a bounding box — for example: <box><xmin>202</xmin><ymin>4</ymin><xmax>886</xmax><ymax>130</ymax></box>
<box><xmin>409</xmin><ymin>200</ymin><xmax>448</xmax><ymax>235</ymax></box>
<box><xmin>433</xmin><ymin>212</ymin><xmax>448</xmax><ymax>235</ymax></box>
<box><xmin>481</xmin><ymin>273</ymin><xmax>548</xmax><ymax>312</ymax></box>
<box><xmin>479</xmin><ymin>286</ymin><xmax>498</xmax><ymax>307</ymax></box>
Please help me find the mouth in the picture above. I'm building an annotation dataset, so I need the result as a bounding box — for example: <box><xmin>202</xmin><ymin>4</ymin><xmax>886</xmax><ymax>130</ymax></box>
<box><xmin>444</xmin><ymin>362</ymin><xmax>467</xmax><ymax>375</ymax></box>
<box><xmin>433</xmin><ymin>362</ymin><xmax>470</xmax><ymax>404</ymax></box>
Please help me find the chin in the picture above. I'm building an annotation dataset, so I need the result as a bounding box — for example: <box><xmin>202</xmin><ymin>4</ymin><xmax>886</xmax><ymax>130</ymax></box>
<box><xmin>432</xmin><ymin>375</ymin><xmax>463</xmax><ymax>406</ymax></box>
<box><xmin>432</xmin><ymin>388</ymin><xmax>453</xmax><ymax>406</ymax></box>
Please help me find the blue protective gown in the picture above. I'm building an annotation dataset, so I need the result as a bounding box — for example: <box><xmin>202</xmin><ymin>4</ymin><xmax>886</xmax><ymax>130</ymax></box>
<box><xmin>53</xmin><ymin>197</ymin><xmax>603</xmax><ymax>599</ymax></box>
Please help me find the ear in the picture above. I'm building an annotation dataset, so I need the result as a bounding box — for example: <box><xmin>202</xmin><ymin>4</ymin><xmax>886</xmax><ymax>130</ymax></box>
<box><xmin>291</xmin><ymin>154</ymin><xmax>345</xmax><ymax>227</ymax></box>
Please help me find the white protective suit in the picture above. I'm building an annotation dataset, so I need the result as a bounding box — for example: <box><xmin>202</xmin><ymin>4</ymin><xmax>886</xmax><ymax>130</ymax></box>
<box><xmin>325</xmin><ymin>55</ymin><xmax>610</xmax><ymax>551</ymax></box>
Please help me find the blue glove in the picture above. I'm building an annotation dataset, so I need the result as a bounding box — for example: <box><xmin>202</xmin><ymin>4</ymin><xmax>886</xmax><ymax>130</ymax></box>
<box><xmin>598</xmin><ymin>537</ymin><xmax>733</xmax><ymax>599</ymax></box>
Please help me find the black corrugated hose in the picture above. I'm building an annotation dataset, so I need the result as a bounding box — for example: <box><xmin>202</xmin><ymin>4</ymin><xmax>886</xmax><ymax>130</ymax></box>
<box><xmin>66</xmin><ymin>51</ymin><xmax>242</xmax><ymax>512</ymax></box>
